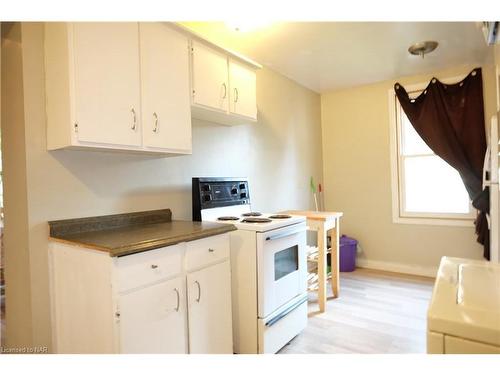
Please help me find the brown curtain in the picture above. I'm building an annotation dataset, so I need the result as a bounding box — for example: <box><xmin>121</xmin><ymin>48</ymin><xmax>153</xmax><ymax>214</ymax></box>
<box><xmin>394</xmin><ymin>68</ymin><xmax>490</xmax><ymax>259</ymax></box>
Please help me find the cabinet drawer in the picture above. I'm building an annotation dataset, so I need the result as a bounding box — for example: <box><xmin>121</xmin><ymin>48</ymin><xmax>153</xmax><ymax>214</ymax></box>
<box><xmin>115</xmin><ymin>245</ymin><xmax>183</xmax><ymax>292</ymax></box>
<box><xmin>185</xmin><ymin>234</ymin><xmax>230</xmax><ymax>271</ymax></box>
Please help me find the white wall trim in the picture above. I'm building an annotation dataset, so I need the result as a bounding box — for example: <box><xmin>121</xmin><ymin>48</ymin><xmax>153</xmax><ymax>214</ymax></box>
<box><xmin>387</xmin><ymin>88</ymin><xmax>401</xmax><ymax>225</ymax></box>
<box><xmin>496</xmin><ymin>63</ymin><xmax>500</xmax><ymax>111</ymax></box>
<box><xmin>356</xmin><ymin>258</ymin><xmax>438</xmax><ymax>278</ymax></box>
<box><xmin>393</xmin><ymin>216</ymin><xmax>474</xmax><ymax>227</ymax></box>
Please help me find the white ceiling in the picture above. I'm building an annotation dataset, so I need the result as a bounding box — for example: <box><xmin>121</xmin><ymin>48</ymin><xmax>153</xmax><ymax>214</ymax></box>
<box><xmin>181</xmin><ymin>22</ymin><xmax>493</xmax><ymax>93</ymax></box>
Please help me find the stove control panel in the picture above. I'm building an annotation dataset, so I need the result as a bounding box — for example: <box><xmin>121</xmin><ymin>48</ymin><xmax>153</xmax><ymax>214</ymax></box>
<box><xmin>192</xmin><ymin>177</ymin><xmax>250</xmax><ymax>221</ymax></box>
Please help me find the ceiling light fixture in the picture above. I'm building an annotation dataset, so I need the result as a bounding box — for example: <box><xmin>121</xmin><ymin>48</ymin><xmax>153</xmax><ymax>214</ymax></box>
<box><xmin>408</xmin><ymin>41</ymin><xmax>439</xmax><ymax>59</ymax></box>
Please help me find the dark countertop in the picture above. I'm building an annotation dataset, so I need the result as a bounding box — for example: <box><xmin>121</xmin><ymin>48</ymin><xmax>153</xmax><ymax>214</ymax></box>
<box><xmin>48</xmin><ymin>209</ymin><xmax>236</xmax><ymax>257</ymax></box>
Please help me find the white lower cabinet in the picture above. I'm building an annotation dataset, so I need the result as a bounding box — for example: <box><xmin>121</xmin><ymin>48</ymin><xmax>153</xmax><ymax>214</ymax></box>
<box><xmin>187</xmin><ymin>261</ymin><xmax>233</xmax><ymax>354</ymax></box>
<box><xmin>49</xmin><ymin>233</ymin><xmax>233</xmax><ymax>354</ymax></box>
<box><xmin>118</xmin><ymin>276</ymin><xmax>188</xmax><ymax>354</ymax></box>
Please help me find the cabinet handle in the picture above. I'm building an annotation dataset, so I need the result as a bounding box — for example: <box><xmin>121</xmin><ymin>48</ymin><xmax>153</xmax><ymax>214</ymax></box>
<box><xmin>174</xmin><ymin>288</ymin><xmax>180</xmax><ymax>312</ymax></box>
<box><xmin>208</xmin><ymin>248</ymin><xmax>215</xmax><ymax>253</ymax></box>
<box><xmin>194</xmin><ymin>280</ymin><xmax>201</xmax><ymax>303</ymax></box>
<box><xmin>131</xmin><ymin>108</ymin><xmax>137</xmax><ymax>131</ymax></box>
<box><xmin>153</xmin><ymin>112</ymin><xmax>159</xmax><ymax>133</ymax></box>
<box><xmin>234</xmin><ymin>88</ymin><xmax>239</xmax><ymax>103</ymax></box>
<box><xmin>151</xmin><ymin>264</ymin><xmax>158</xmax><ymax>269</ymax></box>
<box><xmin>221</xmin><ymin>83</ymin><xmax>227</xmax><ymax>99</ymax></box>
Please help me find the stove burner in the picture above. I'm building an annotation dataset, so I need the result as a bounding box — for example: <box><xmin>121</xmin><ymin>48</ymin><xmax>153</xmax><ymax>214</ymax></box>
<box><xmin>241</xmin><ymin>217</ymin><xmax>272</xmax><ymax>223</ymax></box>
<box><xmin>217</xmin><ymin>216</ymin><xmax>240</xmax><ymax>221</ymax></box>
<box><xmin>268</xmin><ymin>214</ymin><xmax>292</xmax><ymax>219</ymax></box>
<box><xmin>242</xmin><ymin>212</ymin><xmax>262</xmax><ymax>217</ymax></box>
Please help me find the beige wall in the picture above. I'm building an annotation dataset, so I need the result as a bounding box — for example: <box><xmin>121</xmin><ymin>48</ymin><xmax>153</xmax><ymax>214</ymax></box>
<box><xmin>1</xmin><ymin>23</ymin><xmax>34</xmax><ymax>348</ymax></box>
<box><xmin>321</xmin><ymin>64</ymin><xmax>498</xmax><ymax>275</ymax></box>
<box><xmin>495</xmin><ymin>45</ymin><xmax>500</xmax><ymax>111</ymax></box>
<box><xmin>1</xmin><ymin>23</ymin><xmax>323</xmax><ymax>350</ymax></box>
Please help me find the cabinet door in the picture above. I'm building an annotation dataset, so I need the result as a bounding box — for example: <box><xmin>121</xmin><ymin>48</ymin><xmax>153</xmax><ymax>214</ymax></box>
<box><xmin>140</xmin><ymin>23</ymin><xmax>192</xmax><ymax>152</ymax></box>
<box><xmin>187</xmin><ymin>261</ymin><xmax>233</xmax><ymax>353</ymax></box>
<box><xmin>191</xmin><ymin>41</ymin><xmax>229</xmax><ymax>113</ymax></box>
<box><xmin>229</xmin><ymin>59</ymin><xmax>257</xmax><ymax>119</ymax></box>
<box><xmin>118</xmin><ymin>277</ymin><xmax>187</xmax><ymax>353</ymax></box>
<box><xmin>72</xmin><ymin>22</ymin><xmax>142</xmax><ymax>147</ymax></box>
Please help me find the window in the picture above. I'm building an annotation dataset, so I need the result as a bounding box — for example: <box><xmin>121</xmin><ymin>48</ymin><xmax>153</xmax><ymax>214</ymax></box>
<box><xmin>389</xmin><ymin>84</ymin><xmax>476</xmax><ymax>226</ymax></box>
<box><xmin>274</xmin><ymin>245</ymin><xmax>298</xmax><ymax>281</ymax></box>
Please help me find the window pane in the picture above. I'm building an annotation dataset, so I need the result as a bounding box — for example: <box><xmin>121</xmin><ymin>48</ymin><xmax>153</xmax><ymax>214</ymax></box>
<box><xmin>401</xmin><ymin>111</ymin><xmax>433</xmax><ymax>156</ymax></box>
<box><xmin>404</xmin><ymin>155</ymin><xmax>471</xmax><ymax>214</ymax></box>
<box><xmin>274</xmin><ymin>245</ymin><xmax>298</xmax><ymax>281</ymax></box>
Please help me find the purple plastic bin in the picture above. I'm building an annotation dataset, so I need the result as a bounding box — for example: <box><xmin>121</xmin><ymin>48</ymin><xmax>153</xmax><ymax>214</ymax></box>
<box><xmin>339</xmin><ymin>235</ymin><xmax>357</xmax><ymax>272</ymax></box>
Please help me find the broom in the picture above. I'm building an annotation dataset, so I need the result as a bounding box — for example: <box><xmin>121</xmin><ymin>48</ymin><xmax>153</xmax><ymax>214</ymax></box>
<box><xmin>310</xmin><ymin>176</ymin><xmax>319</xmax><ymax>211</ymax></box>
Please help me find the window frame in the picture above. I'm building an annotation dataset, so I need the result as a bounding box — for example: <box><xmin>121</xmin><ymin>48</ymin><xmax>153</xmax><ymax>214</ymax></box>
<box><xmin>388</xmin><ymin>76</ymin><xmax>476</xmax><ymax>227</ymax></box>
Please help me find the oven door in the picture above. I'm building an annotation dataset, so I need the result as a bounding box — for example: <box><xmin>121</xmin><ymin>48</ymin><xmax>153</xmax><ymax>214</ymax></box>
<box><xmin>256</xmin><ymin>222</ymin><xmax>307</xmax><ymax>318</ymax></box>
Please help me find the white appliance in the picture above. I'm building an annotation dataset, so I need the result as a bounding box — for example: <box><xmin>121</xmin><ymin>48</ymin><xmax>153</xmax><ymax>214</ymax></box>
<box><xmin>427</xmin><ymin>257</ymin><xmax>500</xmax><ymax>353</ymax></box>
<box><xmin>192</xmin><ymin>177</ymin><xmax>308</xmax><ymax>354</ymax></box>
<box><xmin>483</xmin><ymin>112</ymin><xmax>500</xmax><ymax>263</ymax></box>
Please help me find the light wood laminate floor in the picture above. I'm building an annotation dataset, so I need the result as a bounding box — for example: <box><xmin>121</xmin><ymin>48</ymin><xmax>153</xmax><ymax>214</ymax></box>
<box><xmin>0</xmin><ymin>268</ymin><xmax>434</xmax><ymax>353</ymax></box>
<box><xmin>279</xmin><ymin>268</ymin><xmax>435</xmax><ymax>354</ymax></box>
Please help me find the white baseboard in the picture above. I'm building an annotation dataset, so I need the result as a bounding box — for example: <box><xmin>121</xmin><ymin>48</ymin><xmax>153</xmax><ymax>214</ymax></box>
<box><xmin>355</xmin><ymin>258</ymin><xmax>438</xmax><ymax>278</ymax></box>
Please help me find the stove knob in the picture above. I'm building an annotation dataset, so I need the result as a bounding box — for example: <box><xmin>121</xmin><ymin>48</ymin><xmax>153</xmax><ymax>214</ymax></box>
<box><xmin>240</xmin><ymin>192</ymin><xmax>247</xmax><ymax>199</ymax></box>
<box><xmin>203</xmin><ymin>194</ymin><xmax>212</xmax><ymax>202</ymax></box>
<box><xmin>202</xmin><ymin>184</ymin><xmax>211</xmax><ymax>192</ymax></box>
<box><xmin>231</xmin><ymin>188</ymin><xmax>238</xmax><ymax>195</ymax></box>
<box><xmin>239</xmin><ymin>183</ymin><xmax>246</xmax><ymax>189</ymax></box>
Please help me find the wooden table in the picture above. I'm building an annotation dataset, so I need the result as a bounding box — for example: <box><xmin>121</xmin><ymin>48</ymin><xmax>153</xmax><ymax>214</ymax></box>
<box><xmin>285</xmin><ymin>210</ymin><xmax>343</xmax><ymax>313</ymax></box>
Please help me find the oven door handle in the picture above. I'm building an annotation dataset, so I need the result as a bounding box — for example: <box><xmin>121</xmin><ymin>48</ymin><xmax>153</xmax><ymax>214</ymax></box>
<box><xmin>265</xmin><ymin>295</ymin><xmax>308</xmax><ymax>327</ymax></box>
<box><xmin>265</xmin><ymin>227</ymin><xmax>303</xmax><ymax>241</ymax></box>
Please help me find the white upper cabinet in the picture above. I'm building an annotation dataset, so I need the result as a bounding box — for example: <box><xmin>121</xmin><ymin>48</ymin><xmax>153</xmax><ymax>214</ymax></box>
<box><xmin>45</xmin><ymin>22</ymin><xmax>192</xmax><ymax>155</ymax></box>
<box><xmin>191</xmin><ymin>41</ymin><xmax>229</xmax><ymax>113</ymax></box>
<box><xmin>45</xmin><ymin>22</ymin><xmax>262</xmax><ymax>151</ymax></box>
<box><xmin>189</xmin><ymin>39</ymin><xmax>260</xmax><ymax>126</ymax></box>
<box><xmin>72</xmin><ymin>23</ymin><xmax>142</xmax><ymax>147</ymax></box>
<box><xmin>229</xmin><ymin>59</ymin><xmax>257</xmax><ymax>119</ymax></box>
<box><xmin>140</xmin><ymin>23</ymin><xmax>192</xmax><ymax>153</ymax></box>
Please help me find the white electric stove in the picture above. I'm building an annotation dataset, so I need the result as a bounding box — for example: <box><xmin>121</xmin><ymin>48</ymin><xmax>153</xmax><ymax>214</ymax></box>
<box><xmin>192</xmin><ymin>177</ymin><xmax>308</xmax><ymax>354</ymax></box>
